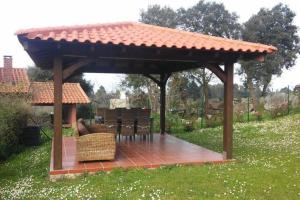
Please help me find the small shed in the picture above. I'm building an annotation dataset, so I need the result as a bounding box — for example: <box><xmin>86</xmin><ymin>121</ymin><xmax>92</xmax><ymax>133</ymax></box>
<box><xmin>30</xmin><ymin>82</ymin><xmax>90</xmax><ymax>127</ymax></box>
<box><xmin>0</xmin><ymin>55</ymin><xmax>29</xmax><ymax>93</ymax></box>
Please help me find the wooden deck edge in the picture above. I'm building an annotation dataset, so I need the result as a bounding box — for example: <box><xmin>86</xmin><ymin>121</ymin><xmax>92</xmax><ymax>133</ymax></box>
<box><xmin>49</xmin><ymin>159</ymin><xmax>234</xmax><ymax>181</ymax></box>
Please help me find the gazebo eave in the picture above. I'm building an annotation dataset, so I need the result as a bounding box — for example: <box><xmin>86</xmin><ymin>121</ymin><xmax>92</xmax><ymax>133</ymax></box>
<box><xmin>18</xmin><ymin>37</ymin><xmax>265</xmax><ymax>74</ymax></box>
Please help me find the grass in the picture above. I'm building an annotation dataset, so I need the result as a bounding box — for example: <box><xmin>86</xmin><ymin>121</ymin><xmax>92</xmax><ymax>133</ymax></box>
<box><xmin>0</xmin><ymin>114</ymin><xmax>300</xmax><ymax>199</ymax></box>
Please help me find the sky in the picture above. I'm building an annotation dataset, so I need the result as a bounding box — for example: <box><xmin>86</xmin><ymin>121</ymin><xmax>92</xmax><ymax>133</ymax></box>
<box><xmin>0</xmin><ymin>0</ymin><xmax>299</xmax><ymax>92</ymax></box>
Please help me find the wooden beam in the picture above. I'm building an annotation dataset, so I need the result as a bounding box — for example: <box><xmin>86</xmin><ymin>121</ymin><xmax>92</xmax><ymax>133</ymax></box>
<box><xmin>63</xmin><ymin>59</ymin><xmax>93</xmax><ymax>81</ymax></box>
<box><xmin>223</xmin><ymin>62</ymin><xmax>234</xmax><ymax>159</ymax></box>
<box><xmin>162</xmin><ymin>73</ymin><xmax>171</xmax><ymax>85</ymax></box>
<box><xmin>77</xmin><ymin>58</ymin><xmax>202</xmax><ymax>75</ymax></box>
<box><xmin>143</xmin><ymin>74</ymin><xmax>161</xmax><ymax>85</ymax></box>
<box><xmin>24</xmin><ymin>40</ymin><xmax>247</xmax><ymax>69</ymax></box>
<box><xmin>53</xmin><ymin>57</ymin><xmax>63</xmax><ymax>170</ymax></box>
<box><xmin>206</xmin><ymin>64</ymin><xmax>226</xmax><ymax>83</ymax></box>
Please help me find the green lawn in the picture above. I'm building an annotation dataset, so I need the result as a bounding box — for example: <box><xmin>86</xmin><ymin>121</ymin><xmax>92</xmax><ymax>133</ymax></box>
<box><xmin>0</xmin><ymin>114</ymin><xmax>299</xmax><ymax>199</ymax></box>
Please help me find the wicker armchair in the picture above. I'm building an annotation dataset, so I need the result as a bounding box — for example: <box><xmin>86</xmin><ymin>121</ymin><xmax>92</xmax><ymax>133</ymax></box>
<box><xmin>75</xmin><ymin>122</ymin><xmax>116</xmax><ymax>162</ymax></box>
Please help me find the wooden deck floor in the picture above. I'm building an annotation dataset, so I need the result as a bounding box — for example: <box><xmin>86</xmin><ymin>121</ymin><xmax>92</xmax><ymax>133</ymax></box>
<box><xmin>50</xmin><ymin>134</ymin><xmax>227</xmax><ymax>176</ymax></box>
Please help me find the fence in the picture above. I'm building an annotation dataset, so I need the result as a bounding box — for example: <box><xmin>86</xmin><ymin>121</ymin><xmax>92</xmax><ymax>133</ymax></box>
<box><xmin>201</xmin><ymin>85</ymin><xmax>300</xmax><ymax>128</ymax></box>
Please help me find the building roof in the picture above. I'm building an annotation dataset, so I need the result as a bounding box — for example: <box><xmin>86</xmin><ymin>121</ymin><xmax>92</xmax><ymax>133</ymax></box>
<box><xmin>0</xmin><ymin>83</ymin><xmax>29</xmax><ymax>93</ymax></box>
<box><xmin>0</xmin><ymin>59</ymin><xmax>30</xmax><ymax>93</ymax></box>
<box><xmin>0</xmin><ymin>67</ymin><xmax>29</xmax><ymax>84</ymax></box>
<box><xmin>30</xmin><ymin>82</ymin><xmax>90</xmax><ymax>104</ymax></box>
<box><xmin>16</xmin><ymin>22</ymin><xmax>277</xmax><ymax>53</ymax></box>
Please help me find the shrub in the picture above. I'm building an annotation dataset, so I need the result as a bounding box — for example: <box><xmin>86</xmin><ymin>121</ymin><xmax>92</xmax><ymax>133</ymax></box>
<box><xmin>29</xmin><ymin>110</ymin><xmax>52</xmax><ymax>129</ymax></box>
<box><xmin>254</xmin><ymin>102</ymin><xmax>265</xmax><ymax>121</ymax></box>
<box><xmin>0</xmin><ymin>94</ymin><xmax>31</xmax><ymax>160</ymax></box>
<box><xmin>151</xmin><ymin>113</ymin><xmax>185</xmax><ymax>134</ymax></box>
<box><xmin>183</xmin><ymin>120</ymin><xmax>194</xmax><ymax>132</ymax></box>
<box><xmin>77</xmin><ymin>104</ymin><xmax>94</xmax><ymax>120</ymax></box>
<box><xmin>205</xmin><ymin>114</ymin><xmax>223</xmax><ymax>127</ymax></box>
<box><xmin>269</xmin><ymin>103</ymin><xmax>288</xmax><ymax>118</ymax></box>
<box><xmin>234</xmin><ymin>102</ymin><xmax>247</xmax><ymax>122</ymax></box>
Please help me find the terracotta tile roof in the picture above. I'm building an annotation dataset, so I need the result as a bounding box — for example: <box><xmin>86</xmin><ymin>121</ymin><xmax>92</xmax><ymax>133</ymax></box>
<box><xmin>0</xmin><ymin>83</ymin><xmax>29</xmax><ymax>93</ymax></box>
<box><xmin>16</xmin><ymin>22</ymin><xmax>277</xmax><ymax>53</ymax></box>
<box><xmin>0</xmin><ymin>67</ymin><xmax>29</xmax><ymax>93</ymax></box>
<box><xmin>0</xmin><ymin>67</ymin><xmax>29</xmax><ymax>84</ymax></box>
<box><xmin>30</xmin><ymin>82</ymin><xmax>90</xmax><ymax>104</ymax></box>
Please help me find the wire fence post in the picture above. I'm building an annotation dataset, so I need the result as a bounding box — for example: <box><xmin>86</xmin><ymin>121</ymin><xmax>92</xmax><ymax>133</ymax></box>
<box><xmin>287</xmin><ymin>85</ymin><xmax>290</xmax><ymax>115</ymax></box>
<box><xmin>90</xmin><ymin>103</ymin><xmax>93</xmax><ymax>125</ymax></box>
<box><xmin>200</xmin><ymin>94</ymin><xmax>204</xmax><ymax>128</ymax></box>
<box><xmin>247</xmin><ymin>92</ymin><xmax>250</xmax><ymax>122</ymax></box>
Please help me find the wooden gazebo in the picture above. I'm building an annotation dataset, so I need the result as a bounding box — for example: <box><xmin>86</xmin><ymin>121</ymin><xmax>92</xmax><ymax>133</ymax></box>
<box><xmin>16</xmin><ymin>22</ymin><xmax>276</xmax><ymax>170</ymax></box>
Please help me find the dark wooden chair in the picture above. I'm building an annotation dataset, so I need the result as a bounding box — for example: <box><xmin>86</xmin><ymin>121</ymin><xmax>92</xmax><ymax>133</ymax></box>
<box><xmin>130</xmin><ymin>107</ymin><xmax>142</xmax><ymax>133</ymax></box>
<box><xmin>136</xmin><ymin>109</ymin><xmax>152</xmax><ymax>140</ymax></box>
<box><xmin>104</xmin><ymin>109</ymin><xmax>119</xmax><ymax>134</ymax></box>
<box><xmin>120</xmin><ymin>109</ymin><xmax>135</xmax><ymax>139</ymax></box>
<box><xmin>95</xmin><ymin>107</ymin><xmax>107</xmax><ymax>124</ymax></box>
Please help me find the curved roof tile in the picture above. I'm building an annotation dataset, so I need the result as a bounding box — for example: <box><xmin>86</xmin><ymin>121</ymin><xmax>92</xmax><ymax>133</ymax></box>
<box><xmin>30</xmin><ymin>82</ymin><xmax>90</xmax><ymax>104</ymax></box>
<box><xmin>16</xmin><ymin>22</ymin><xmax>277</xmax><ymax>53</ymax></box>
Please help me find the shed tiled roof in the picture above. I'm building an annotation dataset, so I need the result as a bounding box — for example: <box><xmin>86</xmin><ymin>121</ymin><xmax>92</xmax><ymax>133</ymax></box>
<box><xmin>0</xmin><ymin>83</ymin><xmax>29</xmax><ymax>93</ymax></box>
<box><xmin>0</xmin><ymin>67</ymin><xmax>29</xmax><ymax>93</ymax></box>
<box><xmin>30</xmin><ymin>82</ymin><xmax>90</xmax><ymax>104</ymax></box>
<box><xmin>16</xmin><ymin>22</ymin><xmax>277</xmax><ymax>53</ymax></box>
<box><xmin>0</xmin><ymin>67</ymin><xmax>29</xmax><ymax>84</ymax></box>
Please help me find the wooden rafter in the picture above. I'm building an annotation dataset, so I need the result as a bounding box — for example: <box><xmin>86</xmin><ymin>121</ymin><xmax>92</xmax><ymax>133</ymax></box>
<box><xmin>143</xmin><ymin>74</ymin><xmax>161</xmax><ymax>85</ymax></box>
<box><xmin>161</xmin><ymin>72</ymin><xmax>171</xmax><ymax>85</ymax></box>
<box><xmin>206</xmin><ymin>64</ymin><xmax>226</xmax><ymax>83</ymax></box>
<box><xmin>144</xmin><ymin>72</ymin><xmax>171</xmax><ymax>87</ymax></box>
<box><xmin>62</xmin><ymin>59</ymin><xmax>94</xmax><ymax>81</ymax></box>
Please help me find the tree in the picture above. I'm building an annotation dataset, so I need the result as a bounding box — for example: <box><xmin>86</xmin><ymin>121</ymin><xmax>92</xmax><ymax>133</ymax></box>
<box><xmin>240</xmin><ymin>3</ymin><xmax>299</xmax><ymax>110</ymax></box>
<box><xmin>121</xmin><ymin>74</ymin><xmax>160</xmax><ymax>112</ymax></box>
<box><xmin>177</xmin><ymin>0</ymin><xmax>242</xmax><ymax>118</ymax></box>
<box><xmin>27</xmin><ymin>66</ymin><xmax>52</xmax><ymax>82</ymax></box>
<box><xmin>94</xmin><ymin>85</ymin><xmax>109</xmax><ymax>107</ymax></box>
<box><xmin>177</xmin><ymin>0</ymin><xmax>241</xmax><ymax>39</ymax></box>
<box><xmin>186</xmin><ymin>80</ymin><xmax>201</xmax><ymax>100</ymax></box>
<box><xmin>167</xmin><ymin>72</ymin><xmax>189</xmax><ymax>114</ymax></box>
<box><xmin>187</xmin><ymin>69</ymin><xmax>214</xmax><ymax>120</ymax></box>
<box><xmin>140</xmin><ymin>5</ymin><xmax>178</xmax><ymax>28</ymax></box>
<box><xmin>122</xmin><ymin>5</ymin><xmax>179</xmax><ymax>113</ymax></box>
<box><xmin>68</xmin><ymin>75</ymin><xmax>93</xmax><ymax>97</ymax></box>
<box><xmin>127</xmin><ymin>89</ymin><xmax>149</xmax><ymax>108</ymax></box>
<box><xmin>92</xmin><ymin>85</ymin><xmax>120</xmax><ymax>109</ymax></box>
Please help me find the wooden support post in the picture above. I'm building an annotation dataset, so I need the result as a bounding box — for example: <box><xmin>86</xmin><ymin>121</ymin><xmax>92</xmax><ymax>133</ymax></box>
<box><xmin>159</xmin><ymin>73</ymin><xmax>171</xmax><ymax>134</ymax></box>
<box><xmin>53</xmin><ymin>57</ymin><xmax>63</xmax><ymax>170</ymax></box>
<box><xmin>160</xmin><ymin>78</ymin><xmax>166</xmax><ymax>134</ymax></box>
<box><xmin>223</xmin><ymin>62</ymin><xmax>234</xmax><ymax>159</ymax></box>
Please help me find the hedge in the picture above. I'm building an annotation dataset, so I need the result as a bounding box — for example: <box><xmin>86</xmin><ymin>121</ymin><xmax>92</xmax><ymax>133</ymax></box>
<box><xmin>0</xmin><ymin>95</ymin><xmax>30</xmax><ymax>160</ymax></box>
